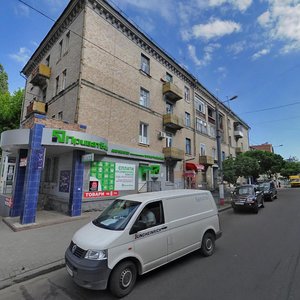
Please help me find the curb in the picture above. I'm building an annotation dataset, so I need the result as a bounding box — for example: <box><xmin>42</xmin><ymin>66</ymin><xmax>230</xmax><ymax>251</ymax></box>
<box><xmin>0</xmin><ymin>259</ymin><xmax>65</xmax><ymax>291</ymax></box>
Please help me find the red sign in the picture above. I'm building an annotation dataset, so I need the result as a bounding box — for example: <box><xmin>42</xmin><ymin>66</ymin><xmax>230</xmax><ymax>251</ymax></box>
<box><xmin>84</xmin><ymin>191</ymin><xmax>120</xmax><ymax>198</ymax></box>
<box><xmin>5</xmin><ymin>197</ymin><xmax>13</xmax><ymax>208</ymax></box>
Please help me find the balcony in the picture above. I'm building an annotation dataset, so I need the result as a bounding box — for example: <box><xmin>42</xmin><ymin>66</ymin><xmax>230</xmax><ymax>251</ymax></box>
<box><xmin>234</xmin><ymin>130</ymin><xmax>244</xmax><ymax>139</ymax></box>
<box><xmin>163</xmin><ymin>113</ymin><xmax>184</xmax><ymax>130</ymax></box>
<box><xmin>199</xmin><ymin>155</ymin><xmax>214</xmax><ymax>166</ymax></box>
<box><xmin>162</xmin><ymin>82</ymin><xmax>183</xmax><ymax>102</ymax></box>
<box><xmin>163</xmin><ymin>147</ymin><xmax>184</xmax><ymax>161</ymax></box>
<box><xmin>26</xmin><ymin>100</ymin><xmax>46</xmax><ymax>117</ymax></box>
<box><xmin>30</xmin><ymin>64</ymin><xmax>51</xmax><ymax>87</ymax></box>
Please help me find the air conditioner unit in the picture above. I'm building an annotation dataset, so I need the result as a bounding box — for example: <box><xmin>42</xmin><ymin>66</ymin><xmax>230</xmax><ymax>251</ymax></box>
<box><xmin>158</xmin><ymin>131</ymin><xmax>166</xmax><ymax>139</ymax></box>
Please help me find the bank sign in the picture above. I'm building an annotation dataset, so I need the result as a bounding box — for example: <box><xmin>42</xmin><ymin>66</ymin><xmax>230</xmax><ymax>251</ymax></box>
<box><xmin>41</xmin><ymin>128</ymin><xmax>108</xmax><ymax>153</ymax></box>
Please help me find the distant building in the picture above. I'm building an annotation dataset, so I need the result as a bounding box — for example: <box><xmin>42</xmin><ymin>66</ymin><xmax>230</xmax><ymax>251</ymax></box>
<box><xmin>0</xmin><ymin>0</ymin><xmax>249</xmax><ymax>224</ymax></box>
<box><xmin>250</xmin><ymin>143</ymin><xmax>273</xmax><ymax>153</ymax></box>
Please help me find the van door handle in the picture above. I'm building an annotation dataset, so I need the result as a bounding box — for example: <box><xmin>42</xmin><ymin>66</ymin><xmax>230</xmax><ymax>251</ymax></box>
<box><xmin>161</xmin><ymin>226</ymin><xmax>168</xmax><ymax>230</ymax></box>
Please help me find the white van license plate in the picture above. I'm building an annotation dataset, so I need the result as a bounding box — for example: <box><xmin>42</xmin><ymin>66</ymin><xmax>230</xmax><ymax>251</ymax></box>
<box><xmin>66</xmin><ymin>264</ymin><xmax>73</xmax><ymax>277</ymax></box>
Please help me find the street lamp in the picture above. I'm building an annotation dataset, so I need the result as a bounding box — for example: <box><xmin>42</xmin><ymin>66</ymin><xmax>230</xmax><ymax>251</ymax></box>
<box><xmin>216</xmin><ymin>95</ymin><xmax>238</xmax><ymax>206</ymax></box>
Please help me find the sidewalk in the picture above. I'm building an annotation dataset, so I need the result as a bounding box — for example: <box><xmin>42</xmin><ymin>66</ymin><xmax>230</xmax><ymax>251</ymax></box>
<box><xmin>0</xmin><ymin>198</ymin><xmax>231</xmax><ymax>291</ymax></box>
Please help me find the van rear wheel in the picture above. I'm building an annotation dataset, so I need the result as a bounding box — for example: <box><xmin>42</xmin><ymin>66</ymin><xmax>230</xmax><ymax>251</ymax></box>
<box><xmin>109</xmin><ymin>261</ymin><xmax>137</xmax><ymax>298</ymax></box>
<box><xmin>200</xmin><ymin>232</ymin><xmax>215</xmax><ymax>257</ymax></box>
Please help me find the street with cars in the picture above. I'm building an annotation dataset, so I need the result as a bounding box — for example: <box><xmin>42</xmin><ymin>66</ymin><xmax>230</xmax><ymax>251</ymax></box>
<box><xmin>0</xmin><ymin>187</ymin><xmax>299</xmax><ymax>300</ymax></box>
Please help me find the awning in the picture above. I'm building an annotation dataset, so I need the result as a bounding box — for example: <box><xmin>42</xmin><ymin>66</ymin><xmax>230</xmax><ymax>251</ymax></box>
<box><xmin>185</xmin><ymin>163</ymin><xmax>205</xmax><ymax>172</ymax></box>
<box><xmin>184</xmin><ymin>170</ymin><xmax>196</xmax><ymax>177</ymax></box>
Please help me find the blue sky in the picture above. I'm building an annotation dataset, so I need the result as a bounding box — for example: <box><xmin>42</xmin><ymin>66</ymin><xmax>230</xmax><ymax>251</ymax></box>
<box><xmin>1</xmin><ymin>0</ymin><xmax>300</xmax><ymax>160</ymax></box>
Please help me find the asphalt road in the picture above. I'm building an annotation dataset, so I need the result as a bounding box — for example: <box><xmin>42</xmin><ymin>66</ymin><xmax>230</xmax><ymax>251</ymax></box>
<box><xmin>1</xmin><ymin>188</ymin><xmax>300</xmax><ymax>300</ymax></box>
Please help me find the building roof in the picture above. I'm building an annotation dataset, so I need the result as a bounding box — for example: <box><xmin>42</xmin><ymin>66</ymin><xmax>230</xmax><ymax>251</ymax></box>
<box><xmin>250</xmin><ymin>144</ymin><xmax>274</xmax><ymax>153</ymax></box>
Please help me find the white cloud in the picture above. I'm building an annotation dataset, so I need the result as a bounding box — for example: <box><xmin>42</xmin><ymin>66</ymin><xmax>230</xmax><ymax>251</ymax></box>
<box><xmin>208</xmin><ymin>0</ymin><xmax>252</xmax><ymax>12</ymax></box>
<box><xmin>189</xmin><ymin>19</ymin><xmax>241</xmax><ymax>40</ymax></box>
<box><xmin>188</xmin><ymin>43</ymin><xmax>220</xmax><ymax>67</ymax></box>
<box><xmin>9</xmin><ymin>47</ymin><xmax>31</xmax><ymax>64</ymax></box>
<box><xmin>251</xmin><ymin>48</ymin><xmax>270</xmax><ymax>60</ymax></box>
<box><xmin>227</xmin><ymin>41</ymin><xmax>246</xmax><ymax>54</ymax></box>
<box><xmin>257</xmin><ymin>1</ymin><xmax>300</xmax><ymax>53</ymax></box>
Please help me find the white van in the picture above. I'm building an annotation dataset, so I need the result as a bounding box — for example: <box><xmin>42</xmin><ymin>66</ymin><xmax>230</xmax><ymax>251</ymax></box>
<box><xmin>65</xmin><ymin>189</ymin><xmax>222</xmax><ymax>297</ymax></box>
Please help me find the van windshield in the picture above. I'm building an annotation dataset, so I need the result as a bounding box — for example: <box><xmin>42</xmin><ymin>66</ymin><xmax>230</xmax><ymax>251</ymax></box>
<box><xmin>92</xmin><ymin>199</ymin><xmax>141</xmax><ymax>231</ymax></box>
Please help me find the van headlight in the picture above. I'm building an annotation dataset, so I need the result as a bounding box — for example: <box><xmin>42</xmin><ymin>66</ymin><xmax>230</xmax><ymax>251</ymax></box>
<box><xmin>85</xmin><ymin>249</ymin><xmax>107</xmax><ymax>260</ymax></box>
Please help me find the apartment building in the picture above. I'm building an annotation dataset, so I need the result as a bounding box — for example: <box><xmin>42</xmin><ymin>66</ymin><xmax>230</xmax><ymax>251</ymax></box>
<box><xmin>0</xmin><ymin>0</ymin><xmax>249</xmax><ymax>224</ymax></box>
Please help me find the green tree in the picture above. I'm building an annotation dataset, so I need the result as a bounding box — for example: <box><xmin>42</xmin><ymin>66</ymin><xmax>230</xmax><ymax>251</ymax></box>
<box><xmin>223</xmin><ymin>157</ymin><xmax>238</xmax><ymax>184</ymax></box>
<box><xmin>0</xmin><ymin>64</ymin><xmax>8</xmax><ymax>94</ymax></box>
<box><xmin>280</xmin><ymin>161</ymin><xmax>300</xmax><ymax>178</ymax></box>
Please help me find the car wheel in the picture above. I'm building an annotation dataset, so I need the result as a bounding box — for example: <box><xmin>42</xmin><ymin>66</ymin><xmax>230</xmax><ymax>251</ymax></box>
<box><xmin>233</xmin><ymin>207</ymin><xmax>238</xmax><ymax>213</ymax></box>
<box><xmin>253</xmin><ymin>204</ymin><xmax>259</xmax><ymax>214</ymax></box>
<box><xmin>200</xmin><ymin>232</ymin><xmax>215</xmax><ymax>257</ymax></box>
<box><xmin>109</xmin><ymin>261</ymin><xmax>137</xmax><ymax>298</ymax></box>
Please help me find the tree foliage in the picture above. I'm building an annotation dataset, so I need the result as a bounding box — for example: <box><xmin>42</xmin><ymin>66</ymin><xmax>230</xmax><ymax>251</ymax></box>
<box><xmin>280</xmin><ymin>161</ymin><xmax>300</xmax><ymax>178</ymax></box>
<box><xmin>0</xmin><ymin>64</ymin><xmax>8</xmax><ymax>94</ymax></box>
<box><xmin>223</xmin><ymin>150</ymin><xmax>285</xmax><ymax>184</ymax></box>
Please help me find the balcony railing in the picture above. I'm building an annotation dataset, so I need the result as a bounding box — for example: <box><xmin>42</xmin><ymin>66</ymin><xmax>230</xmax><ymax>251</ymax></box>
<box><xmin>199</xmin><ymin>155</ymin><xmax>214</xmax><ymax>166</ymax></box>
<box><xmin>163</xmin><ymin>147</ymin><xmax>184</xmax><ymax>161</ymax></box>
<box><xmin>30</xmin><ymin>64</ymin><xmax>51</xmax><ymax>87</ymax></box>
<box><xmin>163</xmin><ymin>113</ymin><xmax>184</xmax><ymax>130</ymax></box>
<box><xmin>26</xmin><ymin>100</ymin><xmax>46</xmax><ymax>117</ymax></box>
<box><xmin>162</xmin><ymin>82</ymin><xmax>183</xmax><ymax>102</ymax></box>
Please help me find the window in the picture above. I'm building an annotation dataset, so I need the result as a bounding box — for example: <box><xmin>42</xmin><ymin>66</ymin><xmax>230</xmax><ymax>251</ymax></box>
<box><xmin>58</xmin><ymin>111</ymin><xmax>63</xmax><ymax>120</ymax></box>
<box><xmin>45</xmin><ymin>55</ymin><xmax>50</xmax><ymax>67</ymax></box>
<box><xmin>58</xmin><ymin>40</ymin><xmax>63</xmax><ymax>59</ymax></box>
<box><xmin>184</xmin><ymin>86</ymin><xmax>190</xmax><ymax>102</ymax></box>
<box><xmin>209</xmin><ymin>125</ymin><xmax>216</xmax><ymax>138</ymax></box>
<box><xmin>55</xmin><ymin>76</ymin><xmax>59</xmax><ymax>95</ymax></box>
<box><xmin>229</xmin><ymin>136</ymin><xmax>232</xmax><ymax>147</ymax></box>
<box><xmin>139</xmin><ymin>123</ymin><xmax>149</xmax><ymax>144</ymax></box>
<box><xmin>65</xmin><ymin>31</ymin><xmax>70</xmax><ymax>53</ymax></box>
<box><xmin>165</xmin><ymin>72</ymin><xmax>173</xmax><ymax>83</ymax></box>
<box><xmin>141</xmin><ymin>54</ymin><xmax>150</xmax><ymax>74</ymax></box>
<box><xmin>140</xmin><ymin>87</ymin><xmax>149</xmax><ymax>107</ymax></box>
<box><xmin>185</xmin><ymin>112</ymin><xmax>191</xmax><ymax>127</ymax></box>
<box><xmin>200</xmin><ymin>144</ymin><xmax>206</xmax><ymax>156</ymax></box>
<box><xmin>222</xmin><ymin>151</ymin><xmax>226</xmax><ymax>161</ymax></box>
<box><xmin>185</xmin><ymin>138</ymin><xmax>191</xmax><ymax>155</ymax></box>
<box><xmin>166</xmin><ymin>164</ymin><xmax>174</xmax><ymax>183</ymax></box>
<box><xmin>62</xmin><ymin>69</ymin><xmax>67</xmax><ymax>90</ymax></box>
<box><xmin>208</xmin><ymin>106</ymin><xmax>216</xmax><ymax>123</ymax></box>
<box><xmin>227</xmin><ymin>118</ymin><xmax>231</xmax><ymax>129</ymax></box>
<box><xmin>42</xmin><ymin>87</ymin><xmax>47</xmax><ymax>102</ymax></box>
<box><xmin>196</xmin><ymin>118</ymin><xmax>208</xmax><ymax>134</ymax></box>
<box><xmin>135</xmin><ymin>201</ymin><xmax>164</xmax><ymax>230</ymax></box>
<box><xmin>195</xmin><ymin>94</ymin><xmax>205</xmax><ymax>114</ymax></box>
<box><xmin>219</xmin><ymin>114</ymin><xmax>224</xmax><ymax>130</ymax></box>
<box><xmin>166</xmin><ymin>102</ymin><xmax>173</xmax><ymax>114</ymax></box>
<box><xmin>166</xmin><ymin>132</ymin><xmax>173</xmax><ymax>147</ymax></box>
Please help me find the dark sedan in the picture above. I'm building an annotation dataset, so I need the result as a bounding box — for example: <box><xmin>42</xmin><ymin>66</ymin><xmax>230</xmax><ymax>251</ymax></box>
<box><xmin>258</xmin><ymin>181</ymin><xmax>277</xmax><ymax>201</ymax></box>
<box><xmin>231</xmin><ymin>185</ymin><xmax>264</xmax><ymax>214</ymax></box>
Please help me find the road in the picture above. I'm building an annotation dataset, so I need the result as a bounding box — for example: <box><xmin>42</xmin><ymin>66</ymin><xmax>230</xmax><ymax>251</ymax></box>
<box><xmin>0</xmin><ymin>188</ymin><xmax>300</xmax><ymax>300</ymax></box>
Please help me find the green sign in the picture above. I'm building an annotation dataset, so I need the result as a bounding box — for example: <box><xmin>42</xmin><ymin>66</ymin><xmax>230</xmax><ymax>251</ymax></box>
<box><xmin>52</xmin><ymin>130</ymin><xmax>108</xmax><ymax>151</ymax></box>
<box><xmin>111</xmin><ymin>149</ymin><xmax>164</xmax><ymax>161</ymax></box>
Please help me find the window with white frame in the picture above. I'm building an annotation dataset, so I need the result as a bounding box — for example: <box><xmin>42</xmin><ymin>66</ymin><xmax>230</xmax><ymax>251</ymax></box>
<box><xmin>165</xmin><ymin>72</ymin><xmax>173</xmax><ymax>83</ymax></box>
<box><xmin>200</xmin><ymin>143</ymin><xmax>206</xmax><ymax>156</ymax></box>
<box><xmin>185</xmin><ymin>112</ymin><xmax>191</xmax><ymax>127</ymax></box>
<box><xmin>196</xmin><ymin>118</ymin><xmax>208</xmax><ymax>134</ymax></box>
<box><xmin>166</xmin><ymin>164</ymin><xmax>174</xmax><ymax>183</ymax></box>
<box><xmin>58</xmin><ymin>40</ymin><xmax>63</xmax><ymax>60</ymax></box>
<box><xmin>184</xmin><ymin>86</ymin><xmax>190</xmax><ymax>102</ymax></box>
<box><xmin>139</xmin><ymin>122</ymin><xmax>149</xmax><ymax>144</ymax></box>
<box><xmin>55</xmin><ymin>76</ymin><xmax>59</xmax><ymax>95</ymax></box>
<box><xmin>208</xmin><ymin>124</ymin><xmax>216</xmax><ymax>138</ymax></box>
<box><xmin>141</xmin><ymin>54</ymin><xmax>150</xmax><ymax>74</ymax></box>
<box><xmin>140</xmin><ymin>87</ymin><xmax>149</xmax><ymax>107</ymax></box>
<box><xmin>195</xmin><ymin>94</ymin><xmax>205</xmax><ymax>114</ymax></box>
<box><xmin>185</xmin><ymin>138</ymin><xmax>192</xmax><ymax>155</ymax></box>
<box><xmin>166</xmin><ymin>102</ymin><xmax>173</xmax><ymax>114</ymax></box>
<box><xmin>166</xmin><ymin>132</ymin><xmax>173</xmax><ymax>147</ymax></box>
<box><xmin>62</xmin><ymin>69</ymin><xmax>67</xmax><ymax>90</ymax></box>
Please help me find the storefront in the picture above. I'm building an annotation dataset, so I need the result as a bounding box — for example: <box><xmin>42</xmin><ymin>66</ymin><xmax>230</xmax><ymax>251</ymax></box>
<box><xmin>0</xmin><ymin>121</ymin><xmax>165</xmax><ymax>224</ymax></box>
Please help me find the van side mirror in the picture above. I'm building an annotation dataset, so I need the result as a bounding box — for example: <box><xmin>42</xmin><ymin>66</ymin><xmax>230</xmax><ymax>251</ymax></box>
<box><xmin>130</xmin><ymin>221</ymin><xmax>147</xmax><ymax>235</ymax></box>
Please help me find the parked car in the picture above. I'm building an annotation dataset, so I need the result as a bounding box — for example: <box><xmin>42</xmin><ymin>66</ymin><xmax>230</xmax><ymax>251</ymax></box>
<box><xmin>231</xmin><ymin>185</ymin><xmax>264</xmax><ymax>214</ymax></box>
<box><xmin>65</xmin><ymin>190</ymin><xmax>222</xmax><ymax>298</ymax></box>
<box><xmin>258</xmin><ymin>181</ymin><xmax>277</xmax><ymax>201</ymax></box>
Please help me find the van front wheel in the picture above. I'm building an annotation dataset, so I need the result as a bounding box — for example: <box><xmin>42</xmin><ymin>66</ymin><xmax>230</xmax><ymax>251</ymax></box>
<box><xmin>109</xmin><ymin>261</ymin><xmax>137</xmax><ymax>298</ymax></box>
<box><xmin>200</xmin><ymin>232</ymin><xmax>215</xmax><ymax>257</ymax></box>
